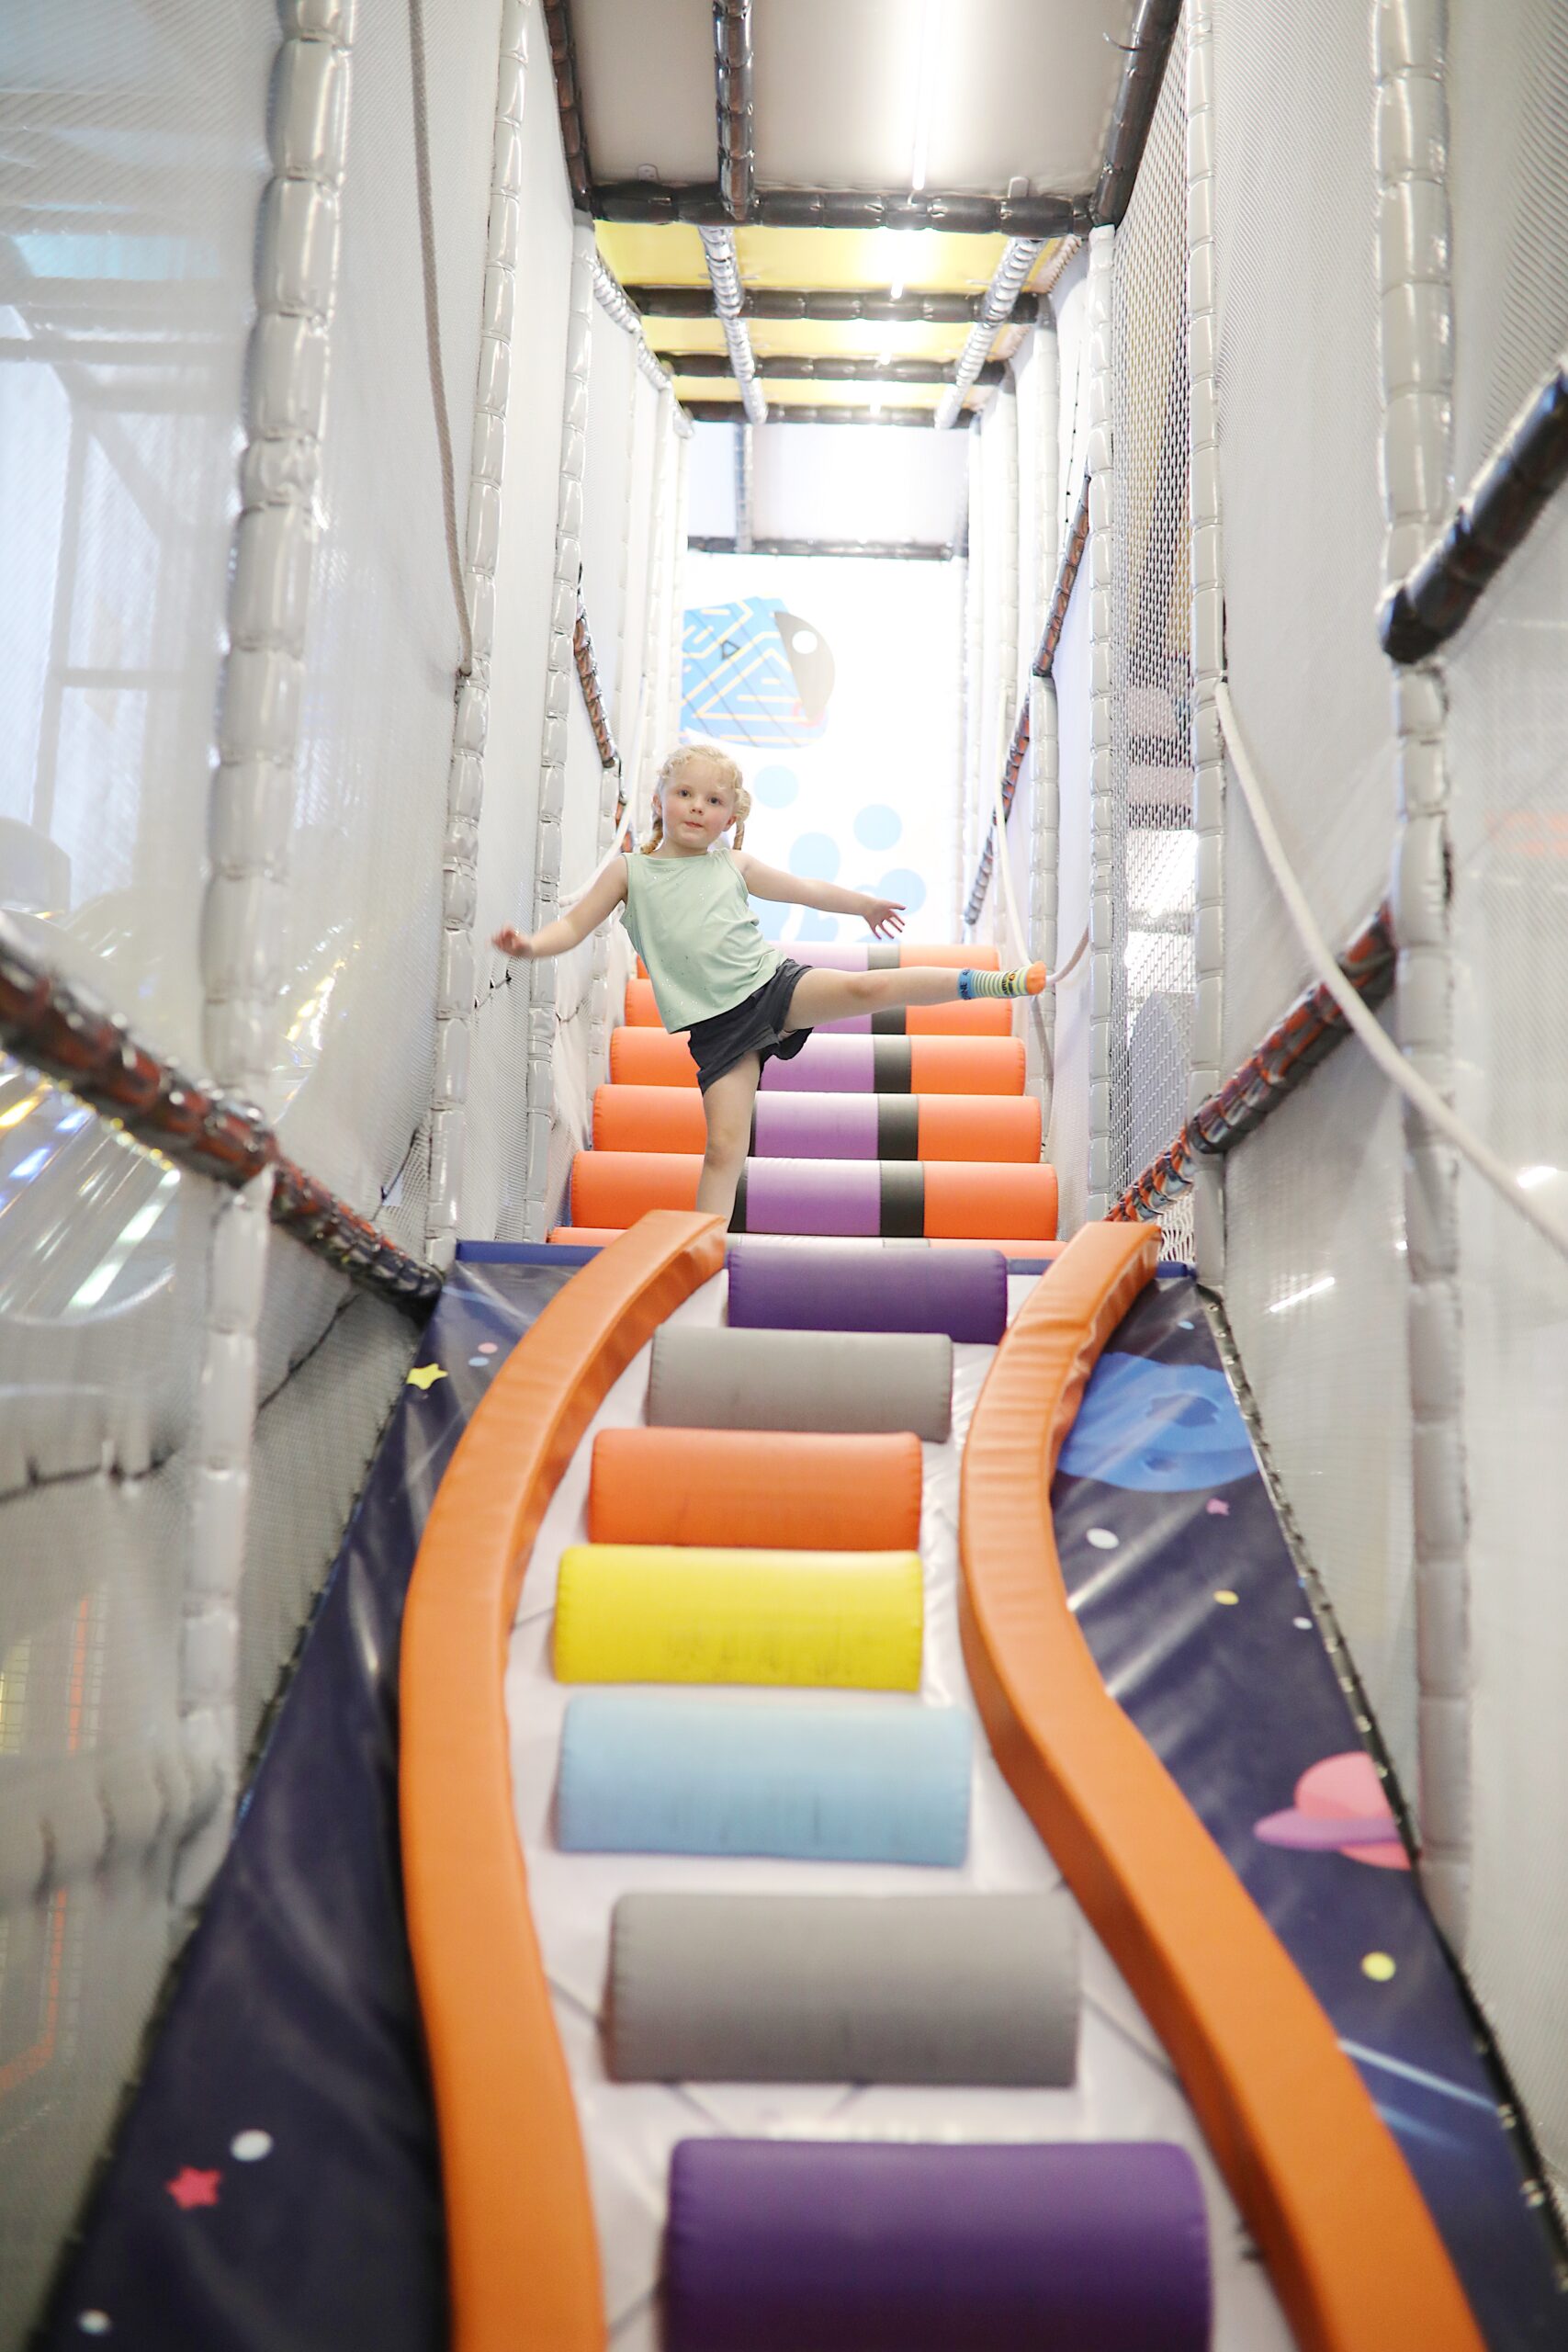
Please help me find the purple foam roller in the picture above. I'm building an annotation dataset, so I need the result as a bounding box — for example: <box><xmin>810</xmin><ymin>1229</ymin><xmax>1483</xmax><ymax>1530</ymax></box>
<box><xmin>761</xmin><ymin>1035</ymin><xmax>876</xmax><ymax>1092</ymax></box>
<box><xmin>751</xmin><ymin>1092</ymin><xmax>878</xmax><ymax>1159</ymax></box>
<box><xmin>741</xmin><ymin>1159</ymin><xmax>881</xmax><ymax>1236</ymax></box>
<box><xmin>729</xmin><ymin>1240</ymin><xmax>1008</xmax><ymax>1342</ymax></box>
<box><xmin>666</xmin><ymin>2139</ymin><xmax>1212</xmax><ymax>2352</ymax></box>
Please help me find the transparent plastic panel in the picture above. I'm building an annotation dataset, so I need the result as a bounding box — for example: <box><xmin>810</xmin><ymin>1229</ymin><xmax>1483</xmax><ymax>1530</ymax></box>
<box><xmin>476</xmin><ymin>62</ymin><xmax>575</xmax><ymax>967</ymax></box>
<box><xmin>276</xmin><ymin>0</ymin><xmax>502</xmax><ymax>1227</ymax></box>
<box><xmin>1108</xmin><ymin>14</ymin><xmax>1192</xmax><ymax>1258</ymax></box>
<box><xmin>1448</xmin><ymin>0</ymin><xmax>1568</xmax><ymax>489</ymax></box>
<box><xmin>1045</xmin><ymin>573</ymin><xmax>1091</xmax><ymax>1238</ymax></box>
<box><xmin>0</xmin><ymin>1099</ymin><xmax>216</xmax><ymax>2343</ymax></box>
<box><xmin>0</xmin><ymin>2</ymin><xmax>271</xmax><ymax>1074</ymax></box>
<box><xmin>1224</xmin><ymin>1041</ymin><xmax>1416</xmax><ymax>1788</ymax></box>
<box><xmin>581</xmin><ymin>312</ymin><xmax>639</xmax><ymax>729</ymax></box>
<box><xmin>1211</xmin><ymin>0</ymin><xmax>1392</xmax><ymax>1061</ymax></box>
<box><xmin>1447</xmin><ymin>486</ymin><xmax>1568</xmax><ymax>2214</ymax></box>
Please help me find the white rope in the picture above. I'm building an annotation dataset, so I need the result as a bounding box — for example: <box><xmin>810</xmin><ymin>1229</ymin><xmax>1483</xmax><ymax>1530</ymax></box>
<box><xmin>1216</xmin><ymin>678</ymin><xmax>1568</xmax><ymax>1266</ymax></box>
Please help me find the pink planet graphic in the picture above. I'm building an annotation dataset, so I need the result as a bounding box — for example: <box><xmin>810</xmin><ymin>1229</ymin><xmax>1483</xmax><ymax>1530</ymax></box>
<box><xmin>1253</xmin><ymin>1750</ymin><xmax>1409</xmax><ymax>1871</ymax></box>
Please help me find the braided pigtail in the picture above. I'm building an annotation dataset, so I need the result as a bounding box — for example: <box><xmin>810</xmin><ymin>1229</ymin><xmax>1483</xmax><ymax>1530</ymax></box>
<box><xmin>728</xmin><ymin>781</ymin><xmax>752</xmax><ymax>853</ymax></box>
<box><xmin>639</xmin><ymin>805</ymin><xmax>664</xmax><ymax>853</ymax></box>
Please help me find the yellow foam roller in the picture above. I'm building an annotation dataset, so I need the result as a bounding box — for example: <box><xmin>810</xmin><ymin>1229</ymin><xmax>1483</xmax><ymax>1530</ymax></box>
<box><xmin>552</xmin><ymin>1544</ymin><xmax>924</xmax><ymax>1691</ymax></box>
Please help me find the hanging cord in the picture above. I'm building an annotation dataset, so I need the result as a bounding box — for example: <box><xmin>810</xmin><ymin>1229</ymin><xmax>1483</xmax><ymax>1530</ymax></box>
<box><xmin>408</xmin><ymin>0</ymin><xmax>474</xmax><ymax>681</ymax></box>
<box><xmin>988</xmin><ymin>726</ymin><xmax>1085</xmax><ymax>1108</ymax></box>
<box><xmin>1216</xmin><ymin>677</ymin><xmax>1568</xmax><ymax>1266</ymax></box>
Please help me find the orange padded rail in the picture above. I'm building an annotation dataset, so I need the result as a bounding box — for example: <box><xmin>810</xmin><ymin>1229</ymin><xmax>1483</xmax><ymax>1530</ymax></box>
<box><xmin>590</xmin><ymin>1426</ymin><xmax>923</xmax><ymax>1551</ymax></box>
<box><xmin>400</xmin><ymin>1212</ymin><xmax>726</xmax><ymax>2352</ymax></box>
<box><xmin>959</xmin><ymin>1223</ymin><xmax>1483</xmax><ymax>2352</ymax></box>
<box><xmin>924</xmin><ymin>1159</ymin><xmax>1057</xmax><ymax>1238</ymax></box>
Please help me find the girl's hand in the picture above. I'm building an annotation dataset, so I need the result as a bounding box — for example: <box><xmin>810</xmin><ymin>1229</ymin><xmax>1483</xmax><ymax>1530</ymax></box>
<box><xmin>860</xmin><ymin>895</ymin><xmax>906</xmax><ymax>939</ymax></box>
<box><xmin>492</xmin><ymin>925</ymin><xmax>533</xmax><ymax>958</ymax></box>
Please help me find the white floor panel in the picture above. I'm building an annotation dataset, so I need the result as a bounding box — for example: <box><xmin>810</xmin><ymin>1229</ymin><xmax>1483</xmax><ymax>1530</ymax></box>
<box><xmin>505</xmin><ymin>1269</ymin><xmax>1293</xmax><ymax>2351</ymax></box>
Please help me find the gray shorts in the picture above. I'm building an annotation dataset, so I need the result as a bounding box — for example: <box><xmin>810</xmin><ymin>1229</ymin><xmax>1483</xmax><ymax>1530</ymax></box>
<box><xmin>684</xmin><ymin>958</ymin><xmax>813</xmax><ymax>1092</ymax></box>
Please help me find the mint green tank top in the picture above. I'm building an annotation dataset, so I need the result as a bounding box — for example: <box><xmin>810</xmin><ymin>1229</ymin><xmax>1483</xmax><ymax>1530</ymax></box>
<box><xmin>622</xmin><ymin>847</ymin><xmax>779</xmax><ymax>1034</ymax></box>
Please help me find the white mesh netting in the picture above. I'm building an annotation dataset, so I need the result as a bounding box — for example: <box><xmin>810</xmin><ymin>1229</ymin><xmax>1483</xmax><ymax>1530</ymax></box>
<box><xmin>1447</xmin><ymin>0</ymin><xmax>1568</xmax><ymax>492</ymax></box>
<box><xmin>1205</xmin><ymin>0</ymin><xmax>1416</xmax><ymax>1787</ymax></box>
<box><xmin>1446</xmin><ymin>482</ymin><xmax>1568</xmax><ymax>2218</ymax></box>
<box><xmin>0</xmin><ymin>6</ymin><xmax>276</xmax><ymax>2330</ymax></box>
<box><xmin>1107</xmin><ymin>16</ymin><xmax>1193</xmax><ymax>1258</ymax></box>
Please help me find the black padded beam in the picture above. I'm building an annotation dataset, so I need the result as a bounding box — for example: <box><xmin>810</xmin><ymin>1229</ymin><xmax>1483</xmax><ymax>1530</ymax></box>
<box><xmin>630</xmin><ymin>286</ymin><xmax>1037</xmax><ymax>324</ymax></box>
<box><xmin>714</xmin><ymin>0</ymin><xmax>754</xmax><ymax>222</ymax></box>
<box><xmin>682</xmin><ymin>400</ymin><xmax>969</xmax><ymax>428</ymax></box>
<box><xmin>594</xmin><ymin>184</ymin><xmax>1082</xmax><ymax>237</ymax></box>
<box><xmin>1092</xmin><ymin>0</ymin><xmax>1184</xmax><ymax>226</ymax></box>
<box><xmin>668</xmin><ymin>352</ymin><xmax>1001</xmax><ymax>385</ymax></box>
<box><xmin>689</xmin><ymin>536</ymin><xmax>953</xmax><ymax>560</ymax></box>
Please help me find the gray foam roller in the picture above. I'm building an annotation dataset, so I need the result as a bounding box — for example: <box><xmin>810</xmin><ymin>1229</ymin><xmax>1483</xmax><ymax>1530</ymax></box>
<box><xmin>607</xmin><ymin>1892</ymin><xmax>1078</xmax><ymax>2086</ymax></box>
<box><xmin>648</xmin><ymin>1326</ymin><xmax>953</xmax><ymax>1441</ymax></box>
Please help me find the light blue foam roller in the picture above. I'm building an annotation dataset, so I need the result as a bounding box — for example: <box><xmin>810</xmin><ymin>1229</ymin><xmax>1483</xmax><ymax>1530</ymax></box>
<box><xmin>557</xmin><ymin>1693</ymin><xmax>973</xmax><ymax>1865</ymax></box>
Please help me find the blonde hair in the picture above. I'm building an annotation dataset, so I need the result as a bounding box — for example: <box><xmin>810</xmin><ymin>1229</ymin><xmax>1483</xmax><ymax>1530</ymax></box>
<box><xmin>641</xmin><ymin>739</ymin><xmax>751</xmax><ymax>854</ymax></box>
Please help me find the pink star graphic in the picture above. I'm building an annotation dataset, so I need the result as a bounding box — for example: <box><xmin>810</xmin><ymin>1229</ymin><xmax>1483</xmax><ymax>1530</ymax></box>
<box><xmin>1205</xmin><ymin>1498</ymin><xmax>1230</xmax><ymax>1517</ymax></box>
<box><xmin>165</xmin><ymin>2166</ymin><xmax>221</xmax><ymax>2211</ymax></box>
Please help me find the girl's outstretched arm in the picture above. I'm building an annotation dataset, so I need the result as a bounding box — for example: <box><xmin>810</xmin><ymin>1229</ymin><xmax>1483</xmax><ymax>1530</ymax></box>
<box><xmin>736</xmin><ymin>851</ymin><xmax>905</xmax><ymax>939</ymax></box>
<box><xmin>493</xmin><ymin>854</ymin><xmax>627</xmax><ymax>960</ymax></box>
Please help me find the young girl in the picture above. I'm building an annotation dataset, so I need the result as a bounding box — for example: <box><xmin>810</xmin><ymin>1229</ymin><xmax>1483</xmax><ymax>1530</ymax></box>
<box><xmin>492</xmin><ymin>740</ymin><xmax>1043</xmax><ymax>1223</ymax></box>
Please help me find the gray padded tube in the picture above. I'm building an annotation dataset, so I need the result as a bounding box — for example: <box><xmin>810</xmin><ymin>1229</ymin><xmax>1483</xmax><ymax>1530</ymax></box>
<box><xmin>648</xmin><ymin>1327</ymin><xmax>953</xmax><ymax>1440</ymax></box>
<box><xmin>607</xmin><ymin>1892</ymin><xmax>1078</xmax><ymax>2086</ymax></box>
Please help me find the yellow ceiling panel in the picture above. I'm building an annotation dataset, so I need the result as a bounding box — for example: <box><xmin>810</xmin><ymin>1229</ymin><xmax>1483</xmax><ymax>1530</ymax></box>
<box><xmin>734</xmin><ymin>225</ymin><xmax>1005</xmax><ymax>292</ymax></box>
<box><xmin>650</xmin><ymin>316</ymin><xmax>971</xmax><ymax>365</ymax></box>
<box><xmin>671</xmin><ymin>377</ymin><xmax>959</xmax><ymax>413</ymax></box>
<box><xmin>595</xmin><ymin>220</ymin><xmax>708</xmax><ymax>288</ymax></box>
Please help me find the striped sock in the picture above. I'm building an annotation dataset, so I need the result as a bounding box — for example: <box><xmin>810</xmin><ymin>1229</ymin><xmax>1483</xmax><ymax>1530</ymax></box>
<box><xmin>958</xmin><ymin>963</ymin><xmax>1046</xmax><ymax>1000</ymax></box>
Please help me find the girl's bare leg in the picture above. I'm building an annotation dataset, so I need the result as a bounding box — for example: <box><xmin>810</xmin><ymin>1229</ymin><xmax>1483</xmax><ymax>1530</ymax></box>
<box><xmin>781</xmin><ymin>964</ymin><xmax>1031</xmax><ymax>1032</ymax></box>
<box><xmin>694</xmin><ymin>1053</ymin><xmax>761</xmax><ymax>1223</ymax></box>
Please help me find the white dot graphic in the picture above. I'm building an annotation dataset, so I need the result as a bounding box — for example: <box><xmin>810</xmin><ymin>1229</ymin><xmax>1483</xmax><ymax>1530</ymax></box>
<box><xmin>231</xmin><ymin>2130</ymin><xmax>274</xmax><ymax>2163</ymax></box>
<box><xmin>1086</xmin><ymin>1528</ymin><xmax>1119</xmax><ymax>1551</ymax></box>
<box><xmin>1293</xmin><ymin>1616</ymin><xmax>1312</xmax><ymax>1631</ymax></box>
<box><xmin>77</xmin><ymin>2317</ymin><xmax>112</xmax><ymax>2338</ymax></box>
<box><xmin>792</xmin><ymin>628</ymin><xmax>818</xmax><ymax>654</ymax></box>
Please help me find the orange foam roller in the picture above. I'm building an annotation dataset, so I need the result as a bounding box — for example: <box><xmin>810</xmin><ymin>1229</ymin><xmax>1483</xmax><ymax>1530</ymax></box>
<box><xmin>608</xmin><ymin>1027</ymin><xmax>1027</xmax><ymax>1095</ymax></box>
<box><xmin>924</xmin><ymin>1160</ymin><xmax>1058</xmax><ymax>1240</ymax></box>
<box><xmin>625</xmin><ymin>978</ymin><xmax>1013</xmax><ymax>1038</ymax></box>
<box><xmin>900</xmin><ymin>1000</ymin><xmax>1012</xmax><ymax>1036</ymax></box>
<box><xmin>593</xmin><ymin>1087</ymin><xmax>707</xmax><ymax>1154</ymax></box>
<box><xmin>624</xmin><ymin>978</ymin><xmax>667</xmax><ymax>1026</ymax></box>
<box><xmin>897</xmin><ymin>944</ymin><xmax>998</xmax><ymax>968</ymax></box>
<box><xmin>916</xmin><ymin>1095</ymin><xmax>1040</xmax><ymax>1161</ymax></box>
<box><xmin>609</xmin><ymin>1028</ymin><xmax>702</xmax><ymax>1084</ymax></box>
<box><xmin>589</xmin><ymin>1427</ymin><xmax>923</xmax><ymax>1552</ymax></box>
<box><xmin>908</xmin><ymin>1036</ymin><xmax>1025</xmax><ymax>1094</ymax></box>
<box><xmin>592</xmin><ymin>1087</ymin><xmax>1040</xmax><ymax>1162</ymax></box>
<box><xmin>571</xmin><ymin>1151</ymin><xmax>699</xmax><ymax>1227</ymax></box>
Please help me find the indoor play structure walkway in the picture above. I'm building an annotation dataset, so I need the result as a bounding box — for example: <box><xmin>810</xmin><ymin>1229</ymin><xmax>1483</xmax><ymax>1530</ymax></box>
<box><xmin>42</xmin><ymin>939</ymin><xmax>1563</xmax><ymax>2351</ymax></box>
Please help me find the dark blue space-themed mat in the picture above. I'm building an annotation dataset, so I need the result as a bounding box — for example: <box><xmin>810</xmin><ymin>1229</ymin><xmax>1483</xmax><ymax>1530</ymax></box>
<box><xmin>38</xmin><ymin>1255</ymin><xmax>1566</xmax><ymax>2348</ymax></box>
<box><xmin>1055</xmin><ymin>1272</ymin><xmax>1565</xmax><ymax>2346</ymax></box>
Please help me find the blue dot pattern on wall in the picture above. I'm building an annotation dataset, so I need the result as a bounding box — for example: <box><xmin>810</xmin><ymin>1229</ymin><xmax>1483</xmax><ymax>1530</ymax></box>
<box><xmin>876</xmin><ymin>866</ymin><xmax>927</xmax><ymax>917</ymax></box>
<box><xmin>854</xmin><ymin>803</ymin><xmax>903</xmax><ymax>852</ymax></box>
<box><xmin>754</xmin><ymin>763</ymin><xmax>800</xmax><ymax>808</ymax></box>
<box><xmin>755</xmin><ymin>899</ymin><xmax>787</xmax><ymax>942</ymax></box>
<box><xmin>795</xmin><ymin>910</ymin><xmax>839</xmax><ymax>942</ymax></box>
<box><xmin>788</xmin><ymin>832</ymin><xmax>841</xmax><ymax>883</ymax></box>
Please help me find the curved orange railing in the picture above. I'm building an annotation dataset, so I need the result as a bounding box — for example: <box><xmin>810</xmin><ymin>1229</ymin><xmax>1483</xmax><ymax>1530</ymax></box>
<box><xmin>400</xmin><ymin>1211</ymin><xmax>726</xmax><ymax>2352</ymax></box>
<box><xmin>959</xmin><ymin>1221</ymin><xmax>1483</xmax><ymax>2352</ymax></box>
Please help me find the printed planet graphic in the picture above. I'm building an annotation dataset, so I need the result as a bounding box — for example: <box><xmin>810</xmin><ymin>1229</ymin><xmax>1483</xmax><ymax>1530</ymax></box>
<box><xmin>682</xmin><ymin>599</ymin><xmax>836</xmax><ymax>747</ymax></box>
<box><xmin>1056</xmin><ymin>1352</ymin><xmax>1257</xmax><ymax>1492</ymax></box>
<box><xmin>1253</xmin><ymin>1750</ymin><xmax>1409</xmax><ymax>1871</ymax></box>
